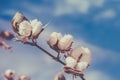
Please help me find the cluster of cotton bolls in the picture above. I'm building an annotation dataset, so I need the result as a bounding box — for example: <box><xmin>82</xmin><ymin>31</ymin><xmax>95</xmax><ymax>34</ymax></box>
<box><xmin>64</xmin><ymin>47</ymin><xmax>91</xmax><ymax>73</ymax></box>
<box><xmin>11</xmin><ymin>12</ymin><xmax>43</xmax><ymax>43</ymax></box>
<box><xmin>3</xmin><ymin>69</ymin><xmax>30</xmax><ymax>80</ymax></box>
<box><xmin>47</xmin><ymin>32</ymin><xmax>73</xmax><ymax>59</ymax></box>
<box><xmin>48</xmin><ymin>32</ymin><xmax>91</xmax><ymax>76</ymax></box>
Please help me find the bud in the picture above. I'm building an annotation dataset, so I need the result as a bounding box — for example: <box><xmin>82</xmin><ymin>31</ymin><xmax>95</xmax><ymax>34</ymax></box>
<box><xmin>77</xmin><ymin>61</ymin><xmax>88</xmax><ymax>72</ymax></box>
<box><xmin>19</xmin><ymin>20</ymin><xmax>32</xmax><ymax>37</ymax></box>
<box><xmin>4</xmin><ymin>69</ymin><xmax>15</xmax><ymax>80</ymax></box>
<box><xmin>18</xmin><ymin>75</ymin><xmax>30</xmax><ymax>80</ymax></box>
<box><xmin>54</xmin><ymin>72</ymin><xmax>66</xmax><ymax>80</ymax></box>
<box><xmin>0</xmin><ymin>31</ymin><xmax>14</xmax><ymax>40</ymax></box>
<box><xmin>58</xmin><ymin>34</ymin><xmax>73</xmax><ymax>51</ymax></box>
<box><xmin>48</xmin><ymin>32</ymin><xmax>62</xmax><ymax>47</ymax></box>
<box><xmin>11</xmin><ymin>12</ymin><xmax>27</xmax><ymax>33</ymax></box>
<box><xmin>65</xmin><ymin>57</ymin><xmax>76</xmax><ymax>68</ymax></box>
<box><xmin>30</xmin><ymin>19</ymin><xmax>43</xmax><ymax>39</ymax></box>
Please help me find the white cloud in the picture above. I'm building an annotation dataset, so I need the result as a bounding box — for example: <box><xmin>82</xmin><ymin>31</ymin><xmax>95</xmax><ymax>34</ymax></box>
<box><xmin>54</xmin><ymin>0</ymin><xmax>105</xmax><ymax>16</ymax></box>
<box><xmin>94</xmin><ymin>9</ymin><xmax>116</xmax><ymax>20</ymax></box>
<box><xmin>90</xmin><ymin>0</ymin><xmax>104</xmax><ymax>7</ymax></box>
<box><xmin>85</xmin><ymin>70</ymin><xmax>112</xmax><ymax>80</ymax></box>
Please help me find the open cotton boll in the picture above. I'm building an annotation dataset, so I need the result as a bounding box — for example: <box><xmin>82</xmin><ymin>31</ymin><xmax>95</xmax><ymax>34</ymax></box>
<box><xmin>12</xmin><ymin>12</ymin><xmax>26</xmax><ymax>26</ymax></box>
<box><xmin>63</xmin><ymin>35</ymin><xmax>73</xmax><ymax>50</ymax></box>
<box><xmin>48</xmin><ymin>32</ymin><xmax>58</xmax><ymax>47</ymax></box>
<box><xmin>57</xmin><ymin>33</ymin><xmax>62</xmax><ymax>40</ymax></box>
<box><xmin>30</xmin><ymin>19</ymin><xmax>42</xmax><ymax>38</ymax></box>
<box><xmin>65</xmin><ymin>57</ymin><xmax>77</xmax><ymax>68</ymax></box>
<box><xmin>48</xmin><ymin>32</ymin><xmax>62</xmax><ymax>47</ymax></box>
<box><xmin>12</xmin><ymin>12</ymin><xmax>27</xmax><ymax>33</ymax></box>
<box><xmin>77</xmin><ymin>62</ymin><xmax>88</xmax><ymax>72</ymax></box>
<box><xmin>54</xmin><ymin>72</ymin><xmax>66</xmax><ymax>80</ymax></box>
<box><xmin>4</xmin><ymin>69</ymin><xmax>15</xmax><ymax>79</ymax></box>
<box><xmin>70</xmin><ymin>47</ymin><xmax>83</xmax><ymax>60</ymax></box>
<box><xmin>58</xmin><ymin>34</ymin><xmax>73</xmax><ymax>51</ymax></box>
<box><xmin>81</xmin><ymin>47</ymin><xmax>91</xmax><ymax>54</ymax></box>
<box><xmin>19</xmin><ymin>20</ymin><xmax>32</xmax><ymax>37</ymax></box>
<box><xmin>70</xmin><ymin>47</ymin><xmax>91</xmax><ymax>64</ymax></box>
<box><xmin>80</xmin><ymin>47</ymin><xmax>91</xmax><ymax>63</ymax></box>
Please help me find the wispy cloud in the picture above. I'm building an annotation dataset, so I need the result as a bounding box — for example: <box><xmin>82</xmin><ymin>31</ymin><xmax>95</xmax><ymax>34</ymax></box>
<box><xmin>2</xmin><ymin>9</ymin><xmax>17</xmax><ymax>16</ymax></box>
<box><xmin>94</xmin><ymin>9</ymin><xmax>116</xmax><ymax>20</ymax></box>
<box><xmin>54</xmin><ymin>0</ymin><xmax>105</xmax><ymax>16</ymax></box>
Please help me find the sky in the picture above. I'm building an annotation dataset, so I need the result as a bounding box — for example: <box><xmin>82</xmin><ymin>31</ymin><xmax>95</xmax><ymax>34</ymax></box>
<box><xmin>0</xmin><ymin>0</ymin><xmax>120</xmax><ymax>80</ymax></box>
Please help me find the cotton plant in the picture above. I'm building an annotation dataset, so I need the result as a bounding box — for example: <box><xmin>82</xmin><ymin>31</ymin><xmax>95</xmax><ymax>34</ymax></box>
<box><xmin>9</xmin><ymin>12</ymin><xmax>92</xmax><ymax>80</ymax></box>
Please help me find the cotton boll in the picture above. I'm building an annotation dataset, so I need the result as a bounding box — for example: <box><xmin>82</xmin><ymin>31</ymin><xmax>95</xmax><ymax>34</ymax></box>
<box><xmin>4</xmin><ymin>69</ymin><xmax>15</xmax><ymax>80</ymax></box>
<box><xmin>19</xmin><ymin>20</ymin><xmax>32</xmax><ymax>37</ymax></box>
<box><xmin>58</xmin><ymin>34</ymin><xmax>73</xmax><ymax>51</ymax></box>
<box><xmin>77</xmin><ymin>62</ymin><xmax>88</xmax><ymax>72</ymax></box>
<box><xmin>48</xmin><ymin>32</ymin><xmax>62</xmax><ymax>47</ymax></box>
<box><xmin>65</xmin><ymin>57</ymin><xmax>76</xmax><ymax>68</ymax></box>
<box><xmin>81</xmin><ymin>47</ymin><xmax>91</xmax><ymax>54</ymax></box>
<box><xmin>70</xmin><ymin>47</ymin><xmax>83</xmax><ymax>60</ymax></box>
<box><xmin>54</xmin><ymin>72</ymin><xmax>66</xmax><ymax>80</ymax></box>
<box><xmin>48</xmin><ymin>32</ymin><xmax>58</xmax><ymax>47</ymax></box>
<box><xmin>70</xmin><ymin>47</ymin><xmax>91</xmax><ymax>63</ymax></box>
<box><xmin>80</xmin><ymin>47</ymin><xmax>91</xmax><ymax>63</ymax></box>
<box><xmin>30</xmin><ymin>19</ymin><xmax>43</xmax><ymax>38</ymax></box>
<box><xmin>11</xmin><ymin>12</ymin><xmax>27</xmax><ymax>33</ymax></box>
<box><xmin>57</xmin><ymin>33</ymin><xmax>62</xmax><ymax>40</ymax></box>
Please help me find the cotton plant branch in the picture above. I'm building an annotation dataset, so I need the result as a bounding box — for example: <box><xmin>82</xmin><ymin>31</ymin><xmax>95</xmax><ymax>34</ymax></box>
<box><xmin>10</xmin><ymin>12</ymin><xmax>92</xmax><ymax>80</ymax></box>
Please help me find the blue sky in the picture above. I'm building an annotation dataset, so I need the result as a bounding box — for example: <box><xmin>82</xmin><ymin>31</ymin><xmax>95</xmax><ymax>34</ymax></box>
<box><xmin>0</xmin><ymin>0</ymin><xmax>120</xmax><ymax>80</ymax></box>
